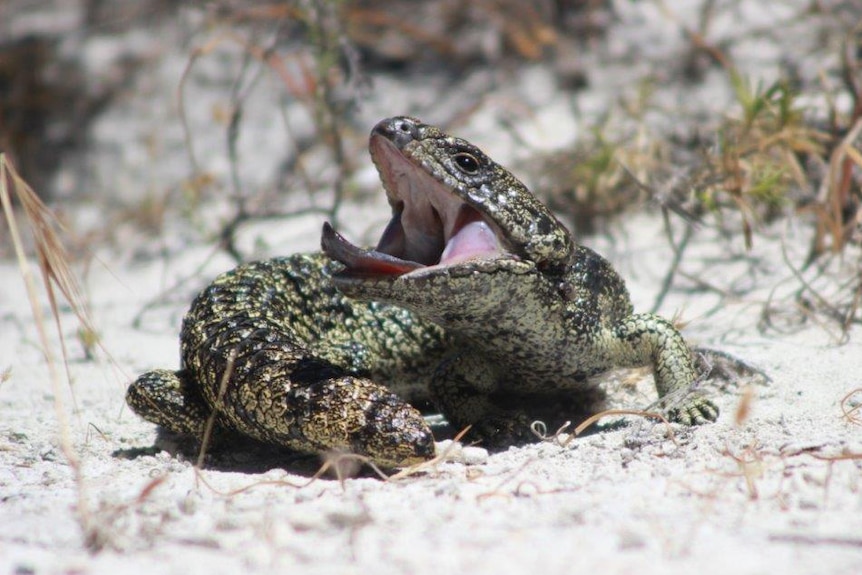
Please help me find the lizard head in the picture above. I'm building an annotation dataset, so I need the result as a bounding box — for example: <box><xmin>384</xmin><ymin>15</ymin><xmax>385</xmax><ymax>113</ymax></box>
<box><xmin>322</xmin><ymin>116</ymin><xmax>574</xmax><ymax>294</ymax></box>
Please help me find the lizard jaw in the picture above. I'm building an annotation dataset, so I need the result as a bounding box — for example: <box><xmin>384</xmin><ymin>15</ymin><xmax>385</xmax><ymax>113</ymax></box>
<box><xmin>321</xmin><ymin>132</ymin><xmax>508</xmax><ymax>278</ymax></box>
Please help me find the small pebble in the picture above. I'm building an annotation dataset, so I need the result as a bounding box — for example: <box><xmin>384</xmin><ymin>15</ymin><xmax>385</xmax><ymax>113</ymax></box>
<box><xmin>434</xmin><ymin>440</ymin><xmax>488</xmax><ymax>465</ymax></box>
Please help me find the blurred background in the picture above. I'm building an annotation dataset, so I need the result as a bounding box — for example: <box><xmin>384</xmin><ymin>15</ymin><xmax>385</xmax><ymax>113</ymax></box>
<box><xmin>0</xmin><ymin>0</ymin><xmax>859</xmax><ymax>267</ymax></box>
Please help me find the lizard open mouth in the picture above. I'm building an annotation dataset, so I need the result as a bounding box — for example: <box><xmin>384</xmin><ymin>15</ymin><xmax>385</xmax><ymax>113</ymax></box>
<box><xmin>321</xmin><ymin>129</ymin><xmax>507</xmax><ymax>277</ymax></box>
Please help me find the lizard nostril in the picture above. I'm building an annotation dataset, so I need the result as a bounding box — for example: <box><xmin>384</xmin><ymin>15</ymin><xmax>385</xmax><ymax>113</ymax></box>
<box><xmin>375</xmin><ymin>116</ymin><xmax>420</xmax><ymax>148</ymax></box>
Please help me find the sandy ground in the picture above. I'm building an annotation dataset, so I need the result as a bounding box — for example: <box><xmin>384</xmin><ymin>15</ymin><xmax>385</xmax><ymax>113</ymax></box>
<box><xmin>2</xmin><ymin>1</ymin><xmax>862</xmax><ymax>574</ymax></box>
<box><xmin>2</xmin><ymin>207</ymin><xmax>861</xmax><ymax>575</ymax></box>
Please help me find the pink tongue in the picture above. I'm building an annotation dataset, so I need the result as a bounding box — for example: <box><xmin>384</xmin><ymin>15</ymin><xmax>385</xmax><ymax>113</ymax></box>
<box><xmin>439</xmin><ymin>220</ymin><xmax>499</xmax><ymax>264</ymax></box>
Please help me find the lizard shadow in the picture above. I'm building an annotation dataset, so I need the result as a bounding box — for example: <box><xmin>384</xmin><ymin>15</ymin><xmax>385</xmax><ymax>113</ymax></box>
<box><xmin>115</xmin><ymin>416</ymin><xmax>519</xmax><ymax>478</ymax></box>
<box><xmin>114</xmin><ymin>428</ymin><xmax>335</xmax><ymax>477</ymax></box>
<box><xmin>113</xmin><ymin>415</ymin><xmax>632</xmax><ymax>479</ymax></box>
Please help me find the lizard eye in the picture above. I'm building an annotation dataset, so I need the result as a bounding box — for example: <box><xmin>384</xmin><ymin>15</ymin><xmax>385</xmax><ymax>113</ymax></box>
<box><xmin>453</xmin><ymin>152</ymin><xmax>480</xmax><ymax>174</ymax></box>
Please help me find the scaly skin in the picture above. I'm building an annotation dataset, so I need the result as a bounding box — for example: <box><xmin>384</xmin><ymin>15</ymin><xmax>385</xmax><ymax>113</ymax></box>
<box><xmin>127</xmin><ymin>116</ymin><xmax>718</xmax><ymax>467</ymax></box>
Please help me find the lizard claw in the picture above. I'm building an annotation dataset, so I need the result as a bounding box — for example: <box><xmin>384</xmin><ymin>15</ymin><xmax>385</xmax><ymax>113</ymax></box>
<box><xmin>666</xmin><ymin>395</ymin><xmax>720</xmax><ymax>426</ymax></box>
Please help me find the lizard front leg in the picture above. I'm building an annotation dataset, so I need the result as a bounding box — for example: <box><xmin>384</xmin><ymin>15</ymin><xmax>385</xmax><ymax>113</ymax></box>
<box><xmin>602</xmin><ymin>313</ymin><xmax>720</xmax><ymax>424</ymax></box>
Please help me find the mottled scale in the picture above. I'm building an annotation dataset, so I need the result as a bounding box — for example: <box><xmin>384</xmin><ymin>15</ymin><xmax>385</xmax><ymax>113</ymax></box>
<box><xmin>129</xmin><ymin>255</ymin><xmax>450</xmax><ymax>465</ymax></box>
<box><xmin>127</xmin><ymin>116</ymin><xmax>719</xmax><ymax>468</ymax></box>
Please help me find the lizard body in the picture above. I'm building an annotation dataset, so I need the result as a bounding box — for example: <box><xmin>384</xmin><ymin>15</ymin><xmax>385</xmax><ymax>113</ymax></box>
<box><xmin>127</xmin><ymin>117</ymin><xmax>718</xmax><ymax>467</ymax></box>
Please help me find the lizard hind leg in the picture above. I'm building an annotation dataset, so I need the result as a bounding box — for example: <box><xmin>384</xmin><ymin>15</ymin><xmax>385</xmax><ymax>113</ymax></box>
<box><xmin>126</xmin><ymin>368</ymin><xmax>211</xmax><ymax>436</ymax></box>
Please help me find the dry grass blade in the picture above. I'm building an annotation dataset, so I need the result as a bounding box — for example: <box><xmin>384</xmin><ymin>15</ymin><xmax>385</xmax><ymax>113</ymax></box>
<box><xmin>724</xmin><ymin>442</ymin><xmax>765</xmax><ymax>500</ymax></box>
<box><xmin>0</xmin><ymin>153</ymin><xmax>95</xmax><ymax>544</ymax></box>
<box><xmin>560</xmin><ymin>409</ymin><xmax>676</xmax><ymax>448</ymax></box>
<box><xmin>195</xmin><ymin>349</ymin><xmax>237</xmax><ymax>470</ymax></box>
<box><xmin>814</xmin><ymin>117</ymin><xmax>862</xmax><ymax>256</ymax></box>
<box><xmin>1</xmin><ymin>155</ymin><xmax>97</xmax><ymax>356</ymax></box>
<box><xmin>386</xmin><ymin>425</ymin><xmax>475</xmax><ymax>481</ymax></box>
<box><xmin>734</xmin><ymin>385</ymin><xmax>755</xmax><ymax>427</ymax></box>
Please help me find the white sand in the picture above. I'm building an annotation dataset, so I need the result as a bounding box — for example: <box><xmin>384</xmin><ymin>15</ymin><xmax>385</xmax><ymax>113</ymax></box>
<box><xmin>2</xmin><ymin>209</ymin><xmax>860</xmax><ymax>575</ymax></box>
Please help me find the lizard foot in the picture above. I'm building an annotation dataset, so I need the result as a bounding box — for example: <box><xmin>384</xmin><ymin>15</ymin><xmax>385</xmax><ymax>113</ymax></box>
<box><xmin>665</xmin><ymin>394</ymin><xmax>720</xmax><ymax>426</ymax></box>
<box><xmin>127</xmin><ymin>369</ymin><xmax>210</xmax><ymax>435</ymax></box>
